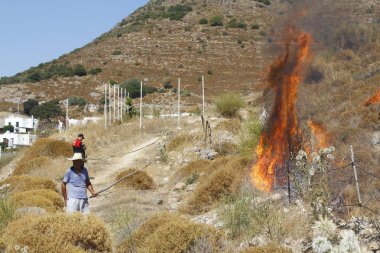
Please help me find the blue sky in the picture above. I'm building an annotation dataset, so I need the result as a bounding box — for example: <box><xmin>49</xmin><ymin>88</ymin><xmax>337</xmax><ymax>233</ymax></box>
<box><xmin>0</xmin><ymin>0</ymin><xmax>149</xmax><ymax>77</ymax></box>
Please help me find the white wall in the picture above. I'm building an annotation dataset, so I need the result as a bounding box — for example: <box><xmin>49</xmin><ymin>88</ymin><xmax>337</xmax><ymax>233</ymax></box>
<box><xmin>0</xmin><ymin>131</ymin><xmax>36</xmax><ymax>147</ymax></box>
<box><xmin>4</xmin><ymin>115</ymin><xmax>38</xmax><ymax>132</ymax></box>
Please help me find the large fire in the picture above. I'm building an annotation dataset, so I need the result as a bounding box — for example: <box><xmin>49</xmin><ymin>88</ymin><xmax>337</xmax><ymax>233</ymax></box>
<box><xmin>307</xmin><ymin>120</ymin><xmax>331</xmax><ymax>149</ymax></box>
<box><xmin>250</xmin><ymin>26</ymin><xmax>312</xmax><ymax>193</ymax></box>
<box><xmin>364</xmin><ymin>90</ymin><xmax>380</xmax><ymax>106</ymax></box>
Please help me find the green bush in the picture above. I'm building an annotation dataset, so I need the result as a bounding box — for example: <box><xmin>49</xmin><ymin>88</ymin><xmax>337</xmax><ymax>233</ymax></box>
<box><xmin>125</xmin><ymin>97</ymin><xmax>137</xmax><ymax>118</ymax></box>
<box><xmin>210</xmin><ymin>16</ymin><xmax>223</xmax><ymax>26</ymax></box>
<box><xmin>227</xmin><ymin>18</ymin><xmax>247</xmax><ymax>29</ymax></box>
<box><xmin>165</xmin><ymin>4</ymin><xmax>192</xmax><ymax>20</ymax></box>
<box><xmin>88</xmin><ymin>67</ymin><xmax>102</xmax><ymax>75</ymax></box>
<box><xmin>251</xmin><ymin>24</ymin><xmax>260</xmax><ymax>29</ymax></box>
<box><xmin>199</xmin><ymin>18</ymin><xmax>208</xmax><ymax>24</ymax></box>
<box><xmin>239</xmin><ymin>116</ymin><xmax>262</xmax><ymax>157</ymax></box>
<box><xmin>214</xmin><ymin>93</ymin><xmax>245</xmax><ymax>117</ymax></box>
<box><xmin>254</xmin><ymin>0</ymin><xmax>271</xmax><ymax>5</ymax></box>
<box><xmin>72</xmin><ymin>64</ymin><xmax>87</xmax><ymax>76</ymax></box>
<box><xmin>2</xmin><ymin>125</ymin><xmax>14</xmax><ymax>133</ymax></box>
<box><xmin>30</xmin><ymin>100</ymin><xmax>63</xmax><ymax>119</ymax></box>
<box><xmin>23</xmin><ymin>99</ymin><xmax>39</xmax><ymax>115</ymax></box>
<box><xmin>163</xmin><ymin>79</ymin><xmax>172</xmax><ymax>89</ymax></box>
<box><xmin>68</xmin><ymin>96</ymin><xmax>86</xmax><ymax>107</ymax></box>
<box><xmin>120</xmin><ymin>78</ymin><xmax>157</xmax><ymax>98</ymax></box>
<box><xmin>112</xmin><ymin>50</ymin><xmax>122</xmax><ymax>55</ymax></box>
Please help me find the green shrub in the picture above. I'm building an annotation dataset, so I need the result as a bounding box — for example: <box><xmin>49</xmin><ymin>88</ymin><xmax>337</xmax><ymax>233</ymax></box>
<box><xmin>214</xmin><ymin>93</ymin><xmax>245</xmax><ymax>117</ymax></box>
<box><xmin>72</xmin><ymin>64</ymin><xmax>87</xmax><ymax>76</ymax></box>
<box><xmin>163</xmin><ymin>79</ymin><xmax>172</xmax><ymax>89</ymax></box>
<box><xmin>199</xmin><ymin>18</ymin><xmax>208</xmax><ymax>24</ymax></box>
<box><xmin>251</xmin><ymin>24</ymin><xmax>260</xmax><ymax>29</ymax></box>
<box><xmin>0</xmin><ymin>198</ymin><xmax>15</xmax><ymax>232</ymax></box>
<box><xmin>88</xmin><ymin>67</ymin><xmax>102</xmax><ymax>75</ymax></box>
<box><xmin>112</xmin><ymin>50</ymin><xmax>122</xmax><ymax>55</ymax></box>
<box><xmin>239</xmin><ymin>116</ymin><xmax>262</xmax><ymax>157</ymax></box>
<box><xmin>165</xmin><ymin>4</ymin><xmax>193</xmax><ymax>20</ymax></box>
<box><xmin>2</xmin><ymin>125</ymin><xmax>14</xmax><ymax>133</ymax></box>
<box><xmin>227</xmin><ymin>18</ymin><xmax>247</xmax><ymax>29</ymax></box>
<box><xmin>30</xmin><ymin>100</ymin><xmax>63</xmax><ymax>119</ymax></box>
<box><xmin>23</xmin><ymin>99</ymin><xmax>39</xmax><ymax>115</ymax></box>
<box><xmin>125</xmin><ymin>97</ymin><xmax>137</xmax><ymax>118</ymax></box>
<box><xmin>120</xmin><ymin>78</ymin><xmax>157</xmax><ymax>98</ymax></box>
<box><xmin>254</xmin><ymin>0</ymin><xmax>271</xmax><ymax>5</ymax></box>
<box><xmin>210</xmin><ymin>16</ymin><xmax>223</xmax><ymax>26</ymax></box>
<box><xmin>68</xmin><ymin>96</ymin><xmax>86</xmax><ymax>107</ymax></box>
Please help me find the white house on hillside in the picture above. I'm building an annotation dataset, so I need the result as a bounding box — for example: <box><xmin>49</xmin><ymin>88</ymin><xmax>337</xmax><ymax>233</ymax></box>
<box><xmin>0</xmin><ymin>114</ymin><xmax>38</xmax><ymax>147</ymax></box>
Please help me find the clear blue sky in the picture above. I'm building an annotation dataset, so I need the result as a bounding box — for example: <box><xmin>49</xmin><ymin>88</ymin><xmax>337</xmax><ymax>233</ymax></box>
<box><xmin>0</xmin><ymin>0</ymin><xmax>149</xmax><ymax>77</ymax></box>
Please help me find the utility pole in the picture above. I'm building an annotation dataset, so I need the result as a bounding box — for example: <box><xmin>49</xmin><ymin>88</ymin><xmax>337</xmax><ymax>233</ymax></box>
<box><xmin>350</xmin><ymin>145</ymin><xmax>362</xmax><ymax>205</ymax></box>
<box><xmin>202</xmin><ymin>75</ymin><xmax>205</xmax><ymax>116</ymax></box>
<box><xmin>120</xmin><ymin>88</ymin><xmax>123</xmax><ymax>121</ymax></box>
<box><xmin>65</xmin><ymin>99</ymin><xmax>69</xmax><ymax>131</ymax></box>
<box><xmin>113</xmin><ymin>84</ymin><xmax>116</xmax><ymax>123</ymax></box>
<box><xmin>140</xmin><ymin>81</ymin><xmax>143</xmax><ymax>129</ymax></box>
<box><xmin>108</xmin><ymin>83</ymin><xmax>111</xmax><ymax>126</ymax></box>
<box><xmin>177</xmin><ymin>78</ymin><xmax>181</xmax><ymax>129</ymax></box>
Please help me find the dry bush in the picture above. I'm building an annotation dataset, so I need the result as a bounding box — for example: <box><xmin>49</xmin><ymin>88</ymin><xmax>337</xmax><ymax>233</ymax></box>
<box><xmin>117</xmin><ymin>212</ymin><xmax>223</xmax><ymax>253</ymax></box>
<box><xmin>167</xmin><ymin>134</ymin><xmax>195</xmax><ymax>151</ymax></box>
<box><xmin>0</xmin><ymin>175</ymin><xmax>56</xmax><ymax>194</ymax></box>
<box><xmin>172</xmin><ymin>159</ymin><xmax>212</xmax><ymax>182</ymax></box>
<box><xmin>13</xmin><ymin>138</ymin><xmax>72</xmax><ymax>175</ymax></box>
<box><xmin>180</xmin><ymin>157</ymin><xmax>250</xmax><ymax>215</ymax></box>
<box><xmin>241</xmin><ymin>244</ymin><xmax>292</xmax><ymax>253</ymax></box>
<box><xmin>28</xmin><ymin>157</ymin><xmax>70</xmax><ymax>180</ymax></box>
<box><xmin>10</xmin><ymin>189</ymin><xmax>64</xmax><ymax>212</ymax></box>
<box><xmin>116</xmin><ymin>169</ymin><xmax>155</xmax><ymax>190</ymax></box>
<box><xmin>215</xmin><ymin>118</ymin><xmax>242</xmax><ymax>134</ymax></box>
<box><xmin>0</xmin><ymin>198</ymin><xmax>15</xmax><ymax>233</ymax></box>
<box><xmin>214</xmin><ymin>142</ymin><xmax>238</xmax><ymax>156</ymax></box>
<box><xmin>2</xmin><ymin>213</ymin><xmax>112</xmax><ymax>253</ymax></box>
<box><xmin>0</xmin><ymin>153</ymin><xmax>17</xmax><ymax>170</ymax></box>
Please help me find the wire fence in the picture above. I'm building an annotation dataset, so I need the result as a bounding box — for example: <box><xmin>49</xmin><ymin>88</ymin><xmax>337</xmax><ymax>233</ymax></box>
<box><xmin>272</xmin><ymin>146</ymin><xmax>380</xmax><ymax>216</ymax></box>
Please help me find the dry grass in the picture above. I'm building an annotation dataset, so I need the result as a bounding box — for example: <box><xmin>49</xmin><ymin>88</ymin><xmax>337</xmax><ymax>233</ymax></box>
<box><xmin>213</xmin><ymin>142</ymin><xmax>238</xmax><ymax>156</ymax></box>
<box><xmin>115</xmin><ymin>169</ymin><xmax>155</xmax><ymax>190</ymax></box>
<box><xmin>215</xmin><ymin>118</ymin><xmax>242</xmax><ymax>134</ymax></box>
<box><xmin>13</xmin><ymin>138</ymin><xmax>72</xmax><ymax>175</ymax></box>
<box><xmin>117</xmin><ymin>212</ymin><xmax>223</xmax><ymax>253</ymax></box>
<box><xmin>167</xmin><ymin>134</ymin><xmax>195</xmax><ymax>152</ymax></box>
<box><xmin>180</xmin><ymin>157</ymin><xmax>251</xmax><ymax>215</ymax></box>
<box><xmin>0</xmin><ymin>175</ymin><xmax>57</xmax><ymax>194</ymax></box>
<box><xmin>10</xmin><ymin>189</ymin><xmax>64</xmax><ymax>212</ymax></box>
<box><xmin>0</xmin><ymin>153</ymin><xmax>17</xmax><ymax>170</ymax></box>
<box><xmin>172</xmin><ymin>159</ymin><xmax>212</xmax><ymax>182</ymax></box>
<box><xmin>241</xmin><ymin>244</ymin><xmax>292</xmax><ymax>253</ymax></box>
<box><xmin>2</xmin><ymin>213</ymin><xmax>112</xmax><ymax>253</ymax></box>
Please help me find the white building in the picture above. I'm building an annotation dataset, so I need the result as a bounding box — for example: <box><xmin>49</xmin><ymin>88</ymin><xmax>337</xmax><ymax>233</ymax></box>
<box><xmin>0</xmin><ymin>114</ymin><xmax>38</xmax><ymax>147</ymax></box>
<box><xmin>4</xmin><ymin>115</ymin><xmax>38</xmax><ymax>133</ymax></box>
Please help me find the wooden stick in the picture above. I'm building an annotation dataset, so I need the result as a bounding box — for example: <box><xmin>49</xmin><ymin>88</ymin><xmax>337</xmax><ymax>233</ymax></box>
<box><xmin>350</xmin><ymin>145</ymin><xmax>362</xmax><ymax>205</ymax></box>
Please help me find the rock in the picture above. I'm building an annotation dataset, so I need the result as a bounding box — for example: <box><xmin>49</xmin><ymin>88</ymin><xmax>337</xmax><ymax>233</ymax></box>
<box><xmin>370</xmin><ymin>241</ymin><xmax>380</xmax><ymax>251</ymax></box>
<box><xmin>199</xmin><ymin>149</ymin><xmax>218</xmax><ymax>160</ymax></box>
<box><xmin>173</xmin><ymin>182</ymin><xmax>186</xmax><ymax>191</ymax></box>
<box><xmin>15</xmin><ymin>206</ymin><xmax>47</xmax><ymax>216</ymax></box>
<box><xmin>186</xmin><ymin>183</ymin><xmax>197</xmax><ymax>192</ymax></box>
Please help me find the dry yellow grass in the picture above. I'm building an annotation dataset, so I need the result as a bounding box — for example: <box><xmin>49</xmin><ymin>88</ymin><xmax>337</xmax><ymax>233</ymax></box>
<box><xmin>180</xmin><ymin>157</ymin><xmax>250</xmax><ymax>215</ymax></box>
<box><xmin>0</xmin><ymin>175</ymin><xmax>56</xmax><ymax>194</ymax></box>
<box><xmin>172</xmin><ymin>159</ymin><xmax>212</xmax><ymax>182</ymax></box>
<box><xmin>215</xmin><ymin>118</ymin><xmax>242</xmax><ymax>134</ymax></box>
<box><xmin>10</xmin><ymin>189</ymin><xmax>64</xmax><ymax>212</ymax></box>
<box><xmin>13</xmin><ymin>138</ymin><xmax>72</xmax><ymax>175</ymax></box>
<box><xmin>241</xmin><ymin>244</ymin><xmax>292</xmax><ymax>253</ymax></box>
<box><xmin>117</xmin><ymin>212</ymin><xmax>223</xmax><ymax>253</ymax></box>
<box><xmin>167</xmin><ymin>134</ymin><xmax>195</xmax><ymax>152</ymax></box>
<box><xmin>2</xmin><ymin>213</ymin><xmax>112</xmax><ymax>253</ymax></box>
<box><xmin>115</xmin><ymin>169</ymin><xmax>155</xmax><ymax>190</ymax></box>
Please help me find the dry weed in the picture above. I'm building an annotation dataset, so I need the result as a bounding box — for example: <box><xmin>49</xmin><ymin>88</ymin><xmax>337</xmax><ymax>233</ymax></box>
<box><xmin>180</xmin><ymin>157</ymin><xmax>250</xmax><ymax>215</ymax></box>
<box><xmin>2</xmin><ymin>213</ymin><xmax>112</xmax><ymax>253</ymax></box>
<box><xmin>115</xmin><ymin>169</ymin><xmax>155</xmax><ymax>190</ymax></box>
<box><xmin>215</xmin><ymin>118</ymin><xmax>242</xmax><ymax>134</ymax></box>
<box><xmin>241</xmin><ymin>244</ymin><xmax>292</xmax><ymax>253</ymax></box>
<box><xmin>117</xmin><ymin>212</ymin><xmax>223</xmax><ymax>253</ymax></box>
<box><xmin>0</xmin><ymin>175</ymin><xmax>56</xmax><ymax>194</ymax></box>
<box><xmin>172</xmin><ymin>159</ymin><xmax>212</xmax><ymax>182</ymax></box>
<box><xmin>10</xmin><ymin>189</ymin><xmax>64</xmax><ymax>212</ymax></box>
<box><xmin>167</xmin><ymin>134</ymin><xmax>195</xmax><ymax>152</ymax></box>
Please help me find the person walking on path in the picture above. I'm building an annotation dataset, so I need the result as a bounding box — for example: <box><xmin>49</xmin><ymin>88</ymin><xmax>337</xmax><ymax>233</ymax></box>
<box><xmin>61</xmin><ymin>153</ymin><xmax>97</xmax><ymax>214</ymax></box>
<box><xmin>73</xmin><ymin>133</ymin><xmax>87</xmax><ymax>158</ymax></box>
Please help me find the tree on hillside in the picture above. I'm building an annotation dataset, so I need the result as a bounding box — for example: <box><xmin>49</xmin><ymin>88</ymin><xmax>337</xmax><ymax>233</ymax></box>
<box><xmin>120</xmin><ymin>78</ymin><xmax>157</xmax><ymax>98</ymax></box>
<box><xmin>30</xmin><ymin>100</ymin><xmax>63</xmax><ymax>119</ymax></box>
<box><xmin>23</xmin><ymin>99</ymin><xmax>39</xmax><ymax>116</ymax></box>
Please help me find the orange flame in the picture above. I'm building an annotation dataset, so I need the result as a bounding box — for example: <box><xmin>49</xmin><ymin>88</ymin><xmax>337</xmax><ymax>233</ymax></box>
<box><xmin>364</xmin><ymin>90</ymin><xmax>380</xmax><ymax>106</ymax></box>
<box><xmin>307</xmin><ymin>120</ymin><xmax>331</xmax><ymax>149</ymax></box>
<box><xmin>250</xmin><ymin>26</ymin><xmax>312</xmax><ymax>192</ymax></box>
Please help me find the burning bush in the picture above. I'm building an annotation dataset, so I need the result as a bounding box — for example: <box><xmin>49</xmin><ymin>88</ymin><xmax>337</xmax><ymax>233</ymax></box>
<box><xmin>115</xmin><ymin>169</ymin><xmax>155</xmax><ymax>190</ymax></box>
<box><xmin>10</xmin><ymin>189</ymin><xmax>64</xmax><ymax>212</ymax></box>
<box><xmin>117</xmin><ymin>212</ymin><xmax>223</xmax><ymax>253</ymax></box>
<box><xmin>180</xmin><ymin>157</ymin><xmax>250</xmax><ymax>214</ymax></box>
<box><xmin>0</xmin><ymin>175</ymin><xmax>56</xmax><ymax>194</ymax></box>
<box><xmin>2</xmin><ymin>213</ymin><xmax>112</xmax><ymax>252</ymax></box>
<box><xmin>214</xmin><ymin>93</ymin><xmax>245</xmax><ymax>117</ymax></box>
